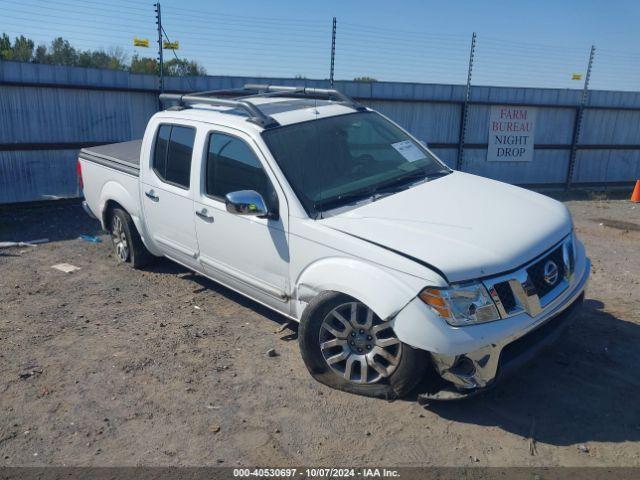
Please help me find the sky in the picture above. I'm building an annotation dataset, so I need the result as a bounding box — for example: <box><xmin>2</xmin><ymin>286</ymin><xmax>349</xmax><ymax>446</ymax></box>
<box><xmin>2</xmin><ymin>0</ymin><xmax>640</xmax><ymax>91</ymax></box>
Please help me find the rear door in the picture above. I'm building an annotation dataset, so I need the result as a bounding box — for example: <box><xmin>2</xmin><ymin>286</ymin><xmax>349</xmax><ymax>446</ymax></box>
<box><xmin>141</xmin><ymin>122</ymin><xmax>200</xmax><ymax>268</ymax></box>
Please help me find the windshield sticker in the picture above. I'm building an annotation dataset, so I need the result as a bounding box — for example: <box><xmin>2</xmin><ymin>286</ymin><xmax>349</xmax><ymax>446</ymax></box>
<box><xmin>391</xmin><ymin>140</ymin><xmax>427</xmax><ymax>162</ymax></box>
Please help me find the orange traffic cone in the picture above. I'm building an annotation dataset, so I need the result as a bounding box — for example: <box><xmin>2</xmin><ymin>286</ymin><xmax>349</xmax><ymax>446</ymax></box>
<box><xmin>632</xmin><ymin>180</ymin><xmax>640</xmax><ymax>203</ymax></box>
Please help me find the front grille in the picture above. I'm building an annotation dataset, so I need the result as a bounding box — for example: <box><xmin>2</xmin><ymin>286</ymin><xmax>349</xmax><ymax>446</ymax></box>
<box><xmin>526</xmin><ymin>246</ymin><xmax>565</xmax><ymax>298</ymax></box>
<box><xmin>494</xmin><ymin>281</ymin><xmax>516</xmax><ymax>311</ymax></box>
<box><xmin>484</xmin><ymin>235</ymin><xmax>574</xmax><ymax>318</ymax></box>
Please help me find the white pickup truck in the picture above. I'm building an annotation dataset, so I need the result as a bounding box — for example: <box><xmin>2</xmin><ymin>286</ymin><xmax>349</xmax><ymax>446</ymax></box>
<box><xmin>79</xmin><ymin>84</ymin><xmax>590</xmax><ymax>400</ymax></box>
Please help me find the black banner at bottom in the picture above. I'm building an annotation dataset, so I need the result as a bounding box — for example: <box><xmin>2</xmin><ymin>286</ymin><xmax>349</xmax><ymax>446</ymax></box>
<box><xmin>1</xmin><ymin>467</ymin><xmax>640</xmax><ymax>480</ymax></box>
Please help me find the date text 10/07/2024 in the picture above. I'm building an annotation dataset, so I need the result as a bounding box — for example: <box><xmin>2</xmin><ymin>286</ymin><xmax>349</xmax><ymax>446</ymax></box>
<box><xmin>232</xmin><ymin>468</ymin><xmax>400</xmax><ymax>478</ymax></box>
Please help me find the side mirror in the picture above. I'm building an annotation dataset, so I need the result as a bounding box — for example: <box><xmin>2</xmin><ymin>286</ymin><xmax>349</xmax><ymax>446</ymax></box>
<box><xmin>225</xmin><ymin>190</ymin><xmax>274</xmax><ymax>219</ymax></box>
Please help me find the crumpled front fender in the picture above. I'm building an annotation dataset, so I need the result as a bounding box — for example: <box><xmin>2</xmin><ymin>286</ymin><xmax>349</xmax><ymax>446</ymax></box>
<box><xmin>294</xmin><ymin>257</ymin><xmax>435</xmax><ymax>321</ymax></box>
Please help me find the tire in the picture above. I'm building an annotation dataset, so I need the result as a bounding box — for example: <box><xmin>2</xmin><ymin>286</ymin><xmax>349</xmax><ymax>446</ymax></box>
<box><xmin>109</xmin><ymin>208</ymin><xmax>154</xmax><ymax>269</ymax></box>
<box><xmin>298</xmin><ymin>291</ymin><xmax>428</xmax><ymax>399</ymax></box>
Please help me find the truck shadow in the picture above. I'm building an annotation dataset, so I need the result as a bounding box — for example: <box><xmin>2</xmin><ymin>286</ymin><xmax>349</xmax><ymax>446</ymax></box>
<box><xmin>0</xmin><ymin>200</ymin><xmax>102</xmax><ymax>243</ymax></box>
<box><xmin>5</xmin><ymin>202</ymin><xmax>636</xmax><ymax>446</ymax></box>
<box><xmin>422</xmin><ymin>299</ymin><xmax>640</xmax><ymax>446</ymax></box>
<box><xmin>129</xmin><ymin>256</ymin><xmax>640</xmax><ymax>446</ymax></box>
<box><xmin>146</xmin><ymin>257</ymin><xmax>295</xmax><ymax>336</ymax></box>
<box><xmin>152</xmin><ymin>254</ymin><xmax>639</xmax><ymax>446</ymax></box>
<box><xmin>141</xmin><ymin>255</ymin><xmax>640</xmax><ymax>446</ymax></box>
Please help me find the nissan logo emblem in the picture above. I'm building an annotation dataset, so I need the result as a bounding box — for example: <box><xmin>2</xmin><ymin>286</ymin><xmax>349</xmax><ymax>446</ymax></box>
<box><xmin>543</xmin><ymin>260</ymin><xmax>559</xmax><ymax>286</ymax></box>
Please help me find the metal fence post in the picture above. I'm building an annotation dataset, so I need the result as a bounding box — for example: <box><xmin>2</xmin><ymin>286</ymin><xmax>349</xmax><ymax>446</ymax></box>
<box><xmin>566</xmin><ymin>45</ymin><xmax>595</xmax><ymax>189</ymax></box>
<box><xmin>155</xmin><ymin>2</ymin><xmax>164</xmax><ymax>95</ymax></box>
<box><xmin>329</xmin><ymin>17</ymin><xmax>337</xmax><ymax>87</ymax></box>
<box><xmin>456</xmin><ymin>32</ymin><xmax>476</xmax><ymax>171</ymax></box>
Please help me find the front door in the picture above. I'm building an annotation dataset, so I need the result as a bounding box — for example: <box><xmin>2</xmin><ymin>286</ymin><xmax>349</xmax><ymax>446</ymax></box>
<box><xmin>141</xmin><ymin>123</ymin><xmax>199</xmax><ymax>268</ymax></box>
<box><xmin>193</xmin><ymin>128</ymin><xmax>290</xmax><ymax>313</ymax></box>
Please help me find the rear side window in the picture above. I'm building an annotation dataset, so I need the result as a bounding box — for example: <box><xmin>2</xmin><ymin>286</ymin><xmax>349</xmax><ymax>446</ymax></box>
<box><xmin>152</xmin><ymin>125</ymin><xmax>195</xmax><ymax>189</ymax></box>
<box><xmin>206</xmin><ymin>133</ymin><xmax>271</xmax><ymax>201</ymax></box>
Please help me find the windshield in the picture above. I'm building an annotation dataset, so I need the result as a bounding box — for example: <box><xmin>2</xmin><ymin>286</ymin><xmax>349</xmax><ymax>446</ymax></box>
<box><xmin>261</xmin><ymin>111</ymin><xmax>450</xmax><ymax>217</ymax></box>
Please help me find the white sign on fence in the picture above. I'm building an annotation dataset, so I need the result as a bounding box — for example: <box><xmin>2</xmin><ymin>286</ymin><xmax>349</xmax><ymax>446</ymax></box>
<box><xmin>487</xmin><ymin>106</ymin><xmax>537</xmax><ymax>162</ymax></box>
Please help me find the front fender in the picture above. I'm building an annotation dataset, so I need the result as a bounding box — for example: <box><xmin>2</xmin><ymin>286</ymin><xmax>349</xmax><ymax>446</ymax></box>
<box><xmin>295</xmin><ymin>257</ymin><xmax>424</xmax><ymax>321</ymax></box>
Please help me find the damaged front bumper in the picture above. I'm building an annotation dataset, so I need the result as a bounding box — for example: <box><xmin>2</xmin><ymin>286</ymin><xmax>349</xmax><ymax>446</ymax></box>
<box><xmin>424</xmin><ymin>257</ymin><xmax>590</xmax><ymax>400</ymax></box>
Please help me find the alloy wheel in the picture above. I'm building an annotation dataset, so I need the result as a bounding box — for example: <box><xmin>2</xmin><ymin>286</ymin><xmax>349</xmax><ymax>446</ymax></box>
<box><xmin>319</xmin><ymin>301</ymin><xmax>402</xmax><ymax>384</ymax></box>
<box><xmin>111</xmin><ymin>215</ymin><xmax>129</xmax><ymax>262</ymax></box>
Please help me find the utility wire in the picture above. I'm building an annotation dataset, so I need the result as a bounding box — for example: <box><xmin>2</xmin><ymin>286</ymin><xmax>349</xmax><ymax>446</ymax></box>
<box><xmin>3</xmin><ymin>0</ymin><xmax>148</xmax><ymax>22</ymax></box>
<box><xmin>161</xmin><ymin>15</ymin><xmax>329</xmax><ymax>32</ymax></box>
<box><xmin>161</xmin><ymin>25</ymin><xmax>194</xmax><ymax>90</ymax></box>
<box><xmin>340</xmin><ymin>21</ymin><xmax>469</xmax><ymax>40</ymax></box>
<box><xmin>4</xmin><ymin>0</ymin><xmax>149</xmax><ymax>14</ymax></box>
<box><xmin>159</xmin><ymin>6</ymin><xmax>326</xmax><ymax>26</ymax></box>
<box><xmin>4</xmin><ymin>15</ymin><xmax>153</xmax><ymax>35</ymax></box>
<box><xmin>3</xmin><ymin>0</ymin><xmax>640</xmax><ymax>90</ymax></box>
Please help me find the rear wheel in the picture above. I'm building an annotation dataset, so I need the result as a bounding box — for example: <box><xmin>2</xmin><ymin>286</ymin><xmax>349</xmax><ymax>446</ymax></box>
<box><xmin>109</xmin><ymin>208</ymin><xmax>153</xmax><ymax>269</ymax></box>
<box><xmin>299</xmin><ymin>291</ymin><xmax>428</xmax><ymax>399</ymax></box>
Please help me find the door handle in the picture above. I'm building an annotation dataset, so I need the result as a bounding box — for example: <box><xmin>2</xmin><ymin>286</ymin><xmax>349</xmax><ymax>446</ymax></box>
<box><xmin>145</xmin><ymin>190</ymin><xmax>159</xmax><ymax>201</ymax></box>
<box><xmin>196</xmin><ymin>208</ymin><xmax>214</xmax><ymax>222</ymax></box>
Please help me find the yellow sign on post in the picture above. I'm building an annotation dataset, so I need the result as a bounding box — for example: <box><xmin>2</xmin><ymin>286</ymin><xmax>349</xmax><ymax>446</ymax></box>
<box><xmin>572</xmin><ymin>73</ymin><xmax>583</xmax><ymax>81</ymax></box>
<box><xmin>133</xmin><ymin>37</ymin><xmax>149</xmax><ymax>47</ymax></box>
<box><xmin>163</xmin><ymin>41</ymin><xmax>179</xmax><ymax>50</ymax></box>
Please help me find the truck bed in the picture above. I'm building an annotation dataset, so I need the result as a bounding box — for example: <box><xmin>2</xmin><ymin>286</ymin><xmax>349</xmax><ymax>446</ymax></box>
<box><xmin>80</xmin><ymin>140</ymin><xmax>142</xmax><ymax>176</ymax></box>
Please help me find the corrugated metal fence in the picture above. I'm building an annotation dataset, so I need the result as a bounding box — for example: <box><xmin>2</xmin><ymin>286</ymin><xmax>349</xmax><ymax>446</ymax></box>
<box><xmin>1</xmin><ymin>61</ymin><xmax>639</xmax><ymax>204</ymax></box>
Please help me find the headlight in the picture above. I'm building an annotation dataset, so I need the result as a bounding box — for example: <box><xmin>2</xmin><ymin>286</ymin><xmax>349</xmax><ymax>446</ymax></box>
<box><xmin>419</xmin><ymin>282</ymin><xmax>501</xmax><ymax>326</ymax></box>
<box><xmin>560</xmin><ymin>230</ymin><xmax>577</xmax><ymax>277</ymax></box>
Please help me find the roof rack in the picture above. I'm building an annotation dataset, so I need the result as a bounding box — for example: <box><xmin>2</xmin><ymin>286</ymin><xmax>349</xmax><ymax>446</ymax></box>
<box><xmin>244</xmin><ymin>84</ymin><xmax>366</xmax><ymax>111</ymax></box>
<box><xmin>159</xmin><ymin>92</ymin><xmax>280</xmax><ymax>128</ymax></box>
<box><xmin>158</xmin><ymin>84</ymin><xmax>365</xmax><ymax>129</ymax></box>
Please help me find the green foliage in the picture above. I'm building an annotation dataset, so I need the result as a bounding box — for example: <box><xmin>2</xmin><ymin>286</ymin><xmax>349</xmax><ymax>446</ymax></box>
<box><xmin>78</xmin><ymin>47</ymin><xmax>127</xmax><ymax>70</ymax></box>
<box><xmin>353</xmin><ymin>76</ymin><xmax>378</xmax><ymax>82</ymax></box>
<box><xmin>48</xmin><ymin>37</ymin><xmax>78</xmax><ymax>65</ymax></box>
<box><xmin>11</xmin><ymin>35</ymin><xmax>34</xmax><ymax>62</ymax></box>
<box><xmin>1</xmin><ymin>34</ymin><xmax>34</xmax><ymax>61</ymax></box>
<box><xmin>165</xmin><ymin>58</ymin><xmax>206</xmax><ymax>76</ymax></box>
<box><xmin>130</xmin><ymin>54</ymin><xmax>158</xmax><ymax>75</ymax></box>
<box><xmin>0</xmin><ymin>33</ymin><xmax>206</xmax><ymax>76</ymax></box>
<box><xmin>33</xmin><ymin>44</ymin><xmax>48</xmax><ymax>63</ymax></box>
<box><xmin>0</xmin><ymin>33</ymin><xmax>11</xmax><ymax>60</ymax></box>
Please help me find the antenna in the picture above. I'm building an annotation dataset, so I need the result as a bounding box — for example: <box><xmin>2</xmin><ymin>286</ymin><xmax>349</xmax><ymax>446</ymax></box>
<box><xmin>330</xmin><ymin>17</ymin><xmax>337</xmax><ymax>87</ymax></box>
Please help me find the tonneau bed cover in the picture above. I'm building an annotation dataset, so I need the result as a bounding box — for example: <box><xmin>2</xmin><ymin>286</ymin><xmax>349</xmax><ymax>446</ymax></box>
<box><xmin>80</xmin><ymin>140</ymin><xmax>142</xmax><ymax>176</ymax></box>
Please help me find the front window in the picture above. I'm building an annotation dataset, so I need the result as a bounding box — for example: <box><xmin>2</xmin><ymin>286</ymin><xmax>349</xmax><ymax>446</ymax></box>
<box><xmin>206</xmin><ymin>132</ymin><xmax>272</xmax><ymax>203</ymax></box>
<box><xmin>262</xmin><ymin>112</ymin><xmax>450</xmax><ymax>216</ymax></box>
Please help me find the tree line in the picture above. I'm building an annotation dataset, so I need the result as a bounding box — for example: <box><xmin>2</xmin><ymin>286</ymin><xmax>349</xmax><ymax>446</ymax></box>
<box><xmin>0</xmin><ymin>34</ymin><xmax>206</xmax><ymax>76</ymax></box>
<box><xmin>0</xmin><ymin>33</ymin><xmax>381</xmax><ymax>81</ymax></box>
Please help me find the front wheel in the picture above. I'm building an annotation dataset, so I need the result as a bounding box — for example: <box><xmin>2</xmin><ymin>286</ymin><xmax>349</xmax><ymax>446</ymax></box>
<box><xmin>298</xmin><ymin>292</ymin><xmax>428</xmax><ymax>399</ymax></box>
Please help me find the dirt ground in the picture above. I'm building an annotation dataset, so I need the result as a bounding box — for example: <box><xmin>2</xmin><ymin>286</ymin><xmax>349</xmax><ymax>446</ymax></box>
<box><xmin>0</xmin><ymin>195</ymin><xmax>639</xmax><ymax>467</ymax></box>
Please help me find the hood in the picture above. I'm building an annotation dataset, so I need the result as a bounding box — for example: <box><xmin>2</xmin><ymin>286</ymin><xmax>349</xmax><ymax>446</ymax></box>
<box><xmin>321</xmin><ymin>172</ymin><xmax>572</xmax><ymax>283</ymax></box>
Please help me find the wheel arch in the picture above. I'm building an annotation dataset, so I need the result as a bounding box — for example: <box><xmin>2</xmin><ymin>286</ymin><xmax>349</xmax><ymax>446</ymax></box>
<box><xmin>294</xmin><ymin>256</ymin><xmax>420</xmax><ymax>321</ymax></box>
<box><xmin>98</xmin><ymin>181</ymin><xmax>142</xmax><ymax>232</ymax></box>
<box><xmin>102</xmin><ymin>199</ymin><xmax>125</xmax><ymax>231</ymax></box>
